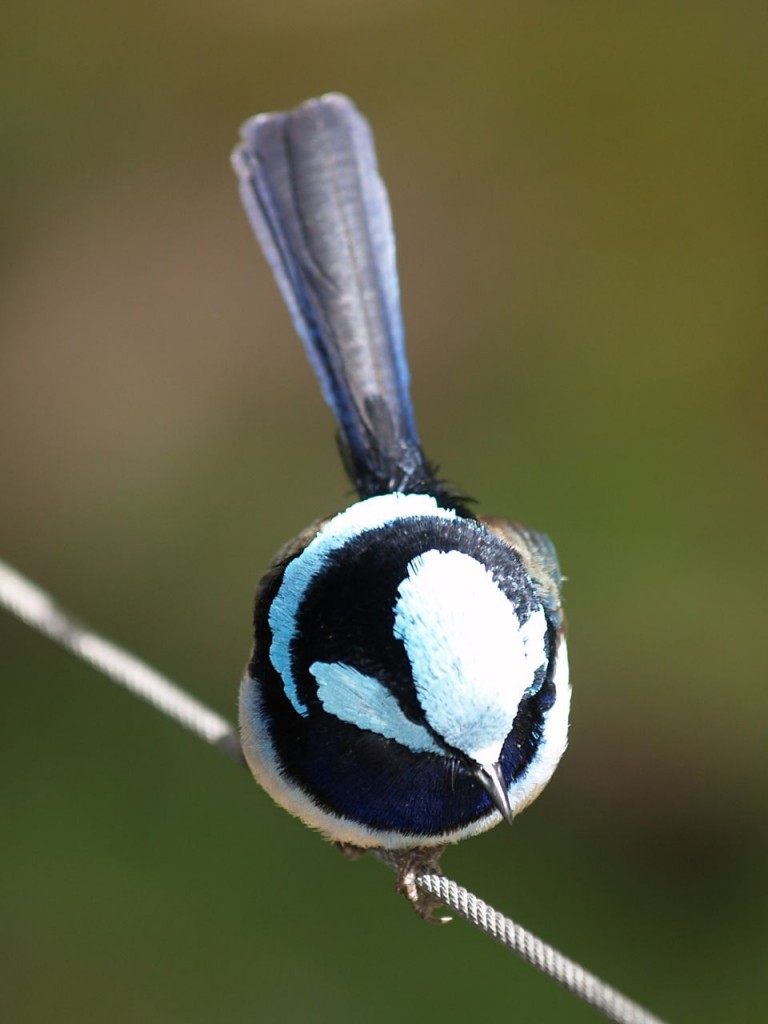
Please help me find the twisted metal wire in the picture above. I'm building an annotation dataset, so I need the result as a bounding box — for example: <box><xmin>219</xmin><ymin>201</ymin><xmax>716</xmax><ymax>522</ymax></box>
<box><xmin>415</xmin><ymin>872</ymin><xmax>666</xmax><ymax>1024</ymax></box>
<box><xmin>0</xmin><ymin>559</ymin><xmax>243</xmax><ymax>761</ymax></box>
<box><xmin>0</xmin><ymin>556</ymin><xmax>669</xmax><ymax>1024</ymax></box>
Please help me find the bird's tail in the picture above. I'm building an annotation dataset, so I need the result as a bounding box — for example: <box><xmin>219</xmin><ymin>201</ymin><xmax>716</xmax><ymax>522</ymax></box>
<box><xmin>232</xmin><ymin>93</ymin><xmax>437</xmax><ymax>499</ymax></box>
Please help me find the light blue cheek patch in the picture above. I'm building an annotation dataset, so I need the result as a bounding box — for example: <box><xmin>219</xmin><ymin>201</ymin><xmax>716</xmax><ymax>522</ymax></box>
<box><xmin>268</xmin><ymin>492</ymin><xmax>457</xmax><ymax>716</ymax></box>
<box><xmin>310</xmin><ymin>661</ymin><xmax>443</xmax><ymax>755</ymax></box>
<box><xmin>393</xmin><ymin>549</ymin><xmax>548</xmax><ymax>765</ymax></box>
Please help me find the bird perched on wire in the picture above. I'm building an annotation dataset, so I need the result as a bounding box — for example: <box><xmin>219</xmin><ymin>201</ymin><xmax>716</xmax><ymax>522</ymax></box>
<box><xmin>232</xmin><ymin>94</ymin><xmax>570</xmax><ymax>917</ymax></box>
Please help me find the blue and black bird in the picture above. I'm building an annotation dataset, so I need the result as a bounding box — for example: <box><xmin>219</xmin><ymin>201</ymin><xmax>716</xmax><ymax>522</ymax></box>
<box><xmin>232</xmin><ymin>94</ymin><xmax>570</xmax><ymax>914</ymax></box>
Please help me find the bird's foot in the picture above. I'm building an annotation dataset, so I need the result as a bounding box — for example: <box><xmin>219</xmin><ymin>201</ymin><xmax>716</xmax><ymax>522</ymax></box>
<box><xmin>376</xmin><ymin>846</ymin><xmax>451</xmax><ymax>923</ymax></box>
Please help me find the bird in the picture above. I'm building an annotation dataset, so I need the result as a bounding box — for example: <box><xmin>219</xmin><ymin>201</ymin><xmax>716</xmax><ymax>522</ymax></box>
<box><xmin>231</xmin><ymin>93</ymin><xmax>570</xmax><ymax>917</ymax></box>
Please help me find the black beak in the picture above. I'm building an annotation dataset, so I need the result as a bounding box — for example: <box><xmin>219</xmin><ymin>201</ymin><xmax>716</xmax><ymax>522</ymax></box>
<box><xmin>474</xmin><ymin>762</ymin><xmax>514</xmax><ymax>825</ymax></box>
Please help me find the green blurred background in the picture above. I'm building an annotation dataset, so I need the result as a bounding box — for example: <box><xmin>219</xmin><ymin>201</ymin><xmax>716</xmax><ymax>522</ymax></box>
<box><xmin>1</xmin><ymin>3</ymin><xmax>766</xmax><ymax>1022</ymax></box>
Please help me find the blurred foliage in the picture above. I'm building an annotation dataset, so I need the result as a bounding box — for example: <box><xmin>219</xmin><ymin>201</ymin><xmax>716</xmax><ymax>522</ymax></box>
<box><xmin>1</xmin><ymin>2</ymin><xmax>766</xmax><ymax>1022</ymax></box>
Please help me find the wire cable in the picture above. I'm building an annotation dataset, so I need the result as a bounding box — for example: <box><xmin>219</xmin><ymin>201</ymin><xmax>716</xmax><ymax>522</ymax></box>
<box><xmin>0</xmin><ymin>559</ymin><xmax>243</xmax><ymax>762</ymax></box>
<box><xmin>415</xmin><ymin>872</ymin><xmax>666</xmax><ymax>1024</ymax></box>
<box><xmin>0</xmin><ymin>556</ymin><xmax>669</xmax><ymax>1024</ymax></box>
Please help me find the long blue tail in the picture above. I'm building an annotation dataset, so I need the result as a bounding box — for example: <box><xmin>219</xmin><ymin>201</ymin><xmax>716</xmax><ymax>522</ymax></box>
<box><xmin>232</xmin><ymin>93</ymin><xmax>436</xmax><ymax>499</ymax></box>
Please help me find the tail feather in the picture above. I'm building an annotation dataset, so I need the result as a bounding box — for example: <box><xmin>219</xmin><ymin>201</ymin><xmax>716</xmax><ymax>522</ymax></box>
<box><xmin>232</xmin><ymin>93</ymin><xmax>434</xmax><ymax>498</ymax></box>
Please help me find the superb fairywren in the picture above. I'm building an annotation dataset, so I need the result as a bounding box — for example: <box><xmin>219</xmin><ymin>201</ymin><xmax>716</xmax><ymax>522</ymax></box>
<box><xmin>232</xmin><ymin>94</ymin><xmax>570</xmax><ymax>915</ymax></box>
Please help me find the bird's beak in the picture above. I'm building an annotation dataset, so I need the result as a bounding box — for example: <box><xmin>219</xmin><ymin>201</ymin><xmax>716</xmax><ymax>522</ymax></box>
<box><xmin>474</xmin><ymin>762</ymin><xmax>514</xmax><ymax>824</ymax></box>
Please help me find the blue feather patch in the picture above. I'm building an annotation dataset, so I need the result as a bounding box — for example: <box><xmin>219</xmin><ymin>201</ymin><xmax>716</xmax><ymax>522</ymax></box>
<box><xmin>311</xmin><ymin>661</ymin><xmax>442</xmax><ymax>755</ymax></box>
